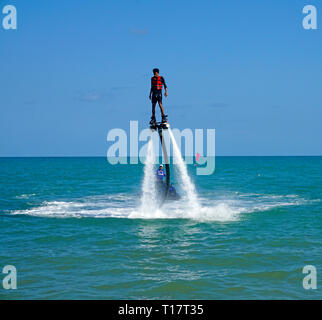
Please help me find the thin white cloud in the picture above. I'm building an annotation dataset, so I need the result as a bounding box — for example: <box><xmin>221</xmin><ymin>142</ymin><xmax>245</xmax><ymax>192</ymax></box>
<box><xmin>129</xmin><ymin>27</ymin><xmax>148</xmax><ymax>35</ymax></box>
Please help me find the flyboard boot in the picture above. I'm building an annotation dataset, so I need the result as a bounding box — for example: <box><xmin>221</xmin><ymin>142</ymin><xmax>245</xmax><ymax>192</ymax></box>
<box><xmin>149</xmin><ymin>116</ymin><xmax>157</xmax><ymax>130</ymax></box>
<box><xmin>161</xmin><ymin>114</ymin><xmax>169</xmax><ymax>129</ymax></box>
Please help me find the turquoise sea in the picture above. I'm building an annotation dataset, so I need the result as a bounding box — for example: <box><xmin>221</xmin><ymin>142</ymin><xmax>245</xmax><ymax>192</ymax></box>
<box><xmin>0</xmin><ymin>156</ymin><xmax>321</xmax><ymax>299</ymax></box>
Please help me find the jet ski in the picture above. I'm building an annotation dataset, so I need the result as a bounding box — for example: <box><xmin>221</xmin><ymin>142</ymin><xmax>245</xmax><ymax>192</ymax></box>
<box><xmin>155</xmin><ymin>181</ymin><xmax>181</xmax><ymax>201</ymax></box>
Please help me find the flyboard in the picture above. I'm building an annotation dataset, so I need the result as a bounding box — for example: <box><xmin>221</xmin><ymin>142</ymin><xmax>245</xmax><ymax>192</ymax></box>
<box><xmin>149</xmin><ymin>121</ymin><xmax>175</xmax><ymax>207</ymax></box>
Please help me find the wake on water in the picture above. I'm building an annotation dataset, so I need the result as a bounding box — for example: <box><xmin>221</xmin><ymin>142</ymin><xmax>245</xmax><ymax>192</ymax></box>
<box><xmin>9</xmin><ymin>128</ymin><xmax>311</xmax><ymax>221</ymax></box>
<box><xmin>9</xmin><ymin>192</ymin><xmax>309</xmax><ymax>221</ymax></box>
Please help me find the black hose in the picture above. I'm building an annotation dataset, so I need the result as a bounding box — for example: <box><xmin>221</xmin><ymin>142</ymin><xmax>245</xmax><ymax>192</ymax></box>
<box><xmin>158</xmin><ymin>126</ymin><xmax>170</xmax><ymax>207</ymax></box>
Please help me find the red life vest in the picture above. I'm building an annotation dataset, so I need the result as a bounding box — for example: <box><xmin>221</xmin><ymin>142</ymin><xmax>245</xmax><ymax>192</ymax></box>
<box><xmin>152</xmin><ymin>76</ymin><xmax>163</xmax><ymax>90</ymax></box>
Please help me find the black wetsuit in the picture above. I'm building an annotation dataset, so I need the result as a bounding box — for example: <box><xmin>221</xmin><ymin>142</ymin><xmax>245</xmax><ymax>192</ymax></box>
<box><xmin>151</xmin><ymin>76</ymin><xmax>167</xmax><ymax>104</ymax></box>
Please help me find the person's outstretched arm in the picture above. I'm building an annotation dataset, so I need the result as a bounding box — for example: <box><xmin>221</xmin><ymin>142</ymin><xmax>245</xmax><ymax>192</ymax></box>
<box><xmin>162</xmin><ymin>77</ymin><xmax>168</xmax><ymax>97</ymax></box>
<box><xmin>149</xmin><ymin>78</ymin><xmax>153</xmax><ymax>100</ymax></box>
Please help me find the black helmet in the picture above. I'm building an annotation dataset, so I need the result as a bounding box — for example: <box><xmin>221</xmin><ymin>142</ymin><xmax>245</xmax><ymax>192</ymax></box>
<box><xmin>153</xmin><ymin>68</ymin><xmax>159</xmax><ymax>74</ymax></box>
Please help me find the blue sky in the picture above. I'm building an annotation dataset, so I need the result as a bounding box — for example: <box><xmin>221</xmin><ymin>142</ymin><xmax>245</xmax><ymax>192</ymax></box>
<box><xmin>1</xmin><ymin>0</ymin><xmax>321</xmax><ymax>156</ymax></box>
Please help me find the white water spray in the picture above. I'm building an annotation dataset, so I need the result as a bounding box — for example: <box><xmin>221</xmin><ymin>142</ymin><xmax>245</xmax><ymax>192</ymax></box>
<box><xmin>140</xmin><ymin>137</ymin><xmax>157</xmax><ymax>212</ymax></box>
<box><xmin>168</xmin><ymin>128</ymin><xmax>200</xmax><ymax>213</ymax></box>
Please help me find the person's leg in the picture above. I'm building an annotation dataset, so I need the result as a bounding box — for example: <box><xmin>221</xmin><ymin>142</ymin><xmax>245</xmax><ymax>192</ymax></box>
<box><xmin>151</xmin><ymin>102</ymin><xmax>156</xmax><ymax>118</ymax></box>
<box><xmin>158</xmin><ymin>101</ymin><xmax>165</xmax><ymax>117</ymax></box>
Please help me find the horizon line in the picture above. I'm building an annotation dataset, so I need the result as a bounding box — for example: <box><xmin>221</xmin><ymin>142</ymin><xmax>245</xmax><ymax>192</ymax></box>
<box><xmin>0</xmin><ymin>155</ymin><xmax>322</xmax><ymax>158</ymax></box>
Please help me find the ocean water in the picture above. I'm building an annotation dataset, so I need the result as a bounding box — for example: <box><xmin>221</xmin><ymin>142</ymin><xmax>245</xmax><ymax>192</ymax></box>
<box><xmin>0</xmin><ymin>156</ymin><xmax>321</xmax><ymax>299</ymax></box>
